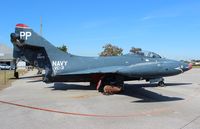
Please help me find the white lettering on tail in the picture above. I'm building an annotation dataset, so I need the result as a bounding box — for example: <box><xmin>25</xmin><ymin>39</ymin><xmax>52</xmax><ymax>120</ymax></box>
<box><xmin>52</xmin><ymin>61</ymin><xmax>68</xmax><ymax>73</ymax></box>
<box><xmin>20</xmin><ymin>31</ymin><xmax>32</xmax><ymax>40</ymax></box>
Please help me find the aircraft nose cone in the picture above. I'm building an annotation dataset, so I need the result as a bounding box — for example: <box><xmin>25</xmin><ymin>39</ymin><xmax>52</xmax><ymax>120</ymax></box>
<box><xmin>10</xmin><ymin>33</ymin><xmax>17</xmax><ymax>42</ymax></box>
<box><xmin>181</xmin><ymin>62</ymin><xmax>192</xmax><ymax>72</ymax></box>
<box><xmin>171</xmin><ymin>60</ymin><xmax>192</xmax><ymax>73</ymax></box>
<box><xmin>188</xmin><ymin>63</ymin><xmax>193</xmax><ymax>70</ymax></box>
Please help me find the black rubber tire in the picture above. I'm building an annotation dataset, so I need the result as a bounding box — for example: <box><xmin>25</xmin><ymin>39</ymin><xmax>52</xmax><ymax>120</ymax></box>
<box><xmin>158</xmin><ymin>81</ymin><xmax>165</xmax><ymax>87</ymax></box>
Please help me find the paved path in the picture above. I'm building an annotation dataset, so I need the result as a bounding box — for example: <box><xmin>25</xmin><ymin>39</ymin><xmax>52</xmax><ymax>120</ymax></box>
<box><xmin>0</xmin><ymin>69</ymin><xmax>200</xmax><ymax>129</ymax></box>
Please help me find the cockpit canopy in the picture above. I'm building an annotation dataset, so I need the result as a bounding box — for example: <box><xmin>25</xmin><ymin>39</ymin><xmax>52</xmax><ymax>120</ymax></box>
<box><xmin>127</xmin><ymin>50</ymin><xmax>162</xmax><ymax>58</ymax></box>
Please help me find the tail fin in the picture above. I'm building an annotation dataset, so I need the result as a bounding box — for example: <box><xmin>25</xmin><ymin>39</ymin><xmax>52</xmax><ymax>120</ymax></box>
<box><xmin>10</xmin><ymin>23</ymin><xmax>68</xmax><ymax>68</ymax></box>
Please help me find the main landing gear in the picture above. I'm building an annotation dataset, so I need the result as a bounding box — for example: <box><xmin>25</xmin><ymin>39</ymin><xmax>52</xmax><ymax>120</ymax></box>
<box><xmin>91</xmin><ymin>75</ymin><xmax>124</xmax><ymax>95</ymax></box>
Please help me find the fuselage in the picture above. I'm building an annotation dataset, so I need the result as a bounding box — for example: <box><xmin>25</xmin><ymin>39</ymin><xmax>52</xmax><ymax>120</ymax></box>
<box><xmin>51</xmin><ymin>52</ymin><xmax>192</xmax><ymax>79</ymax></box>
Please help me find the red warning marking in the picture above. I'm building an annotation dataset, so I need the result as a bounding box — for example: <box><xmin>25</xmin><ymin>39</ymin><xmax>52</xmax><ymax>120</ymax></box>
<box><xmin>16</xmin><ymin>23</ymin><xmax>29</xmax><ymax>28</ymax></box>
<box><xmin>0</xmin><ymin>100</ymin><xmax>168</xmax><ymax>118</ymax></box>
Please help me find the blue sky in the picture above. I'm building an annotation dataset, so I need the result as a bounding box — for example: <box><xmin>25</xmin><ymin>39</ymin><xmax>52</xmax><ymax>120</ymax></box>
<box><xmin>0</xmin><ymin>0</ymin><xmax>200</xmax><ymax>60</ymax></box>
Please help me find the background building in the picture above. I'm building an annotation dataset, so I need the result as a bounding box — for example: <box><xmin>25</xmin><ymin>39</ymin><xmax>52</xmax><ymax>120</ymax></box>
<box><xmin>0</xmin><ymin>43</ymin><xmax>14</xmax><ymax>66</ymax></box>
<box><xmin>0</xmin><ymin>43</ymin><xmax>26</xmax><ymax>69</ymax></box>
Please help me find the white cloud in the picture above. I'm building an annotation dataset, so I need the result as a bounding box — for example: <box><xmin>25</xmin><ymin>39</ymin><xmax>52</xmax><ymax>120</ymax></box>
<box><xmin>141</xmin><ymin>16</ymin><xmax>156</xmax><ymax>21</ymax></box>
<box><xmin>140</xmin><ymin>2</ymin><xmax>200</xmax><ymax>21</ymax></box>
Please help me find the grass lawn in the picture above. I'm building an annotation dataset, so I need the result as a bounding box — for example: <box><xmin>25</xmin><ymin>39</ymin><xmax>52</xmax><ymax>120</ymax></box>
<box><xmin>192</xmin><ymin>65</ymin><xmax>200</xmax><ymax>68</ymax></box>
<box><xmin>0</xmin><ymin>69</ymin><xmax>27</xmax><ymax>90</ymax></box>
<box><xmin>0</xmin><ymin>70</ymin><xmax>14</xmax><ymax>90</ymax></box>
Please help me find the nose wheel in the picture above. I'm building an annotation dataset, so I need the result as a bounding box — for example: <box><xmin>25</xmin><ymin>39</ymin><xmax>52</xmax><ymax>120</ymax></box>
<box><xmin>158</xmin><ymin>81</ymin><xmax>165</xmax><ymax>87</ymax></box>
<box><xmin>149</xmin><ymin>78</ymin><xmax>165</xmax><ymax>87</ymax></box>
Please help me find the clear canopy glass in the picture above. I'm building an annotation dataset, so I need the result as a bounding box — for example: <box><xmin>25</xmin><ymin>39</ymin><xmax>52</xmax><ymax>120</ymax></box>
<box><xmin>127</xmin><ymin>50</ymin><xmax>162</xmax><ymax>58</ymax></box>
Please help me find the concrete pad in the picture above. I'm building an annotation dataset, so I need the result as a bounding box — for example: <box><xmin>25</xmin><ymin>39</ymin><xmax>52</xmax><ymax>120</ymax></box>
<box><xmin>0</xmin><ymin>69</ymin><xmax>200</xmax><ymax>129</ymax></box>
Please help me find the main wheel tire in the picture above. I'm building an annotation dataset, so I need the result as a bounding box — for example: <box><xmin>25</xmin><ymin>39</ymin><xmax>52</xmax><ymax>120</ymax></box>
<box><xmin>158</xmin><ymin>81</ymin><xmax>165</xmax><ymax>87</ymax></box>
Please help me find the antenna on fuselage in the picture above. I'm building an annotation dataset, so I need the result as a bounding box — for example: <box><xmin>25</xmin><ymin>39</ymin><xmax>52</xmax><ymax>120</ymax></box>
<box><xmin>40</xmin><ymin>16</ymin><xmax>43</xmax><ymax>36</ymax></box>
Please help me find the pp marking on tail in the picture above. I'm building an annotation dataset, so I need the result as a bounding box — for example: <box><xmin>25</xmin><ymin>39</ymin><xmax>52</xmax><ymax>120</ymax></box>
<box><xmin>20</xmin><ymin>32</ymin><xmax>32</xmax><ymax>40</ymax></box>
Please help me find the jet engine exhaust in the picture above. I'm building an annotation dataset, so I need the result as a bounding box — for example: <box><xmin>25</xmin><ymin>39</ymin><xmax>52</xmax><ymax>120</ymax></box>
<box><xmin>10</xmin><ymin>33</ymin><xmax>23</xmax><ymax>47</ymax></box>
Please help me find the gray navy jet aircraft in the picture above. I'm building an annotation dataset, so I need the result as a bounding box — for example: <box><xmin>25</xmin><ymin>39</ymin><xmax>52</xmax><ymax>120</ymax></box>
<box><xmin>10</xmin><ymin>24</ymin><xmax>192</xmax><ymax>93</ymax></box>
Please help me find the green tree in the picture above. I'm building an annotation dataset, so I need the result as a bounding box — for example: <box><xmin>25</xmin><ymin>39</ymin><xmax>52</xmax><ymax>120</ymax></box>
<box><xmin>57</xmin><ymin>44</ymin><xmax>68</xmax><ymax>53</ymax></box>
<box><xmin>100</xmin><ymin>43</ymin><xmax>123</xmax><ymax>56</ymax></box>
<box><xmin>129</xmin><ymin>47</ymin><xmax>142</xmax><ymax>54</ymax></box>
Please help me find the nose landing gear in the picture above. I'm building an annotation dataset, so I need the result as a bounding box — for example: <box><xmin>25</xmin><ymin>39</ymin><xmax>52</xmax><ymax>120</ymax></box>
<box><xmin>158</xmin><ymin>81</ymin><xmax>165</xmax><ymax>87</ymax></box>
<box><xmin>149</xmin><ymin>78</ymin><xmax>166</xmax><ymax>87</ymax></box>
